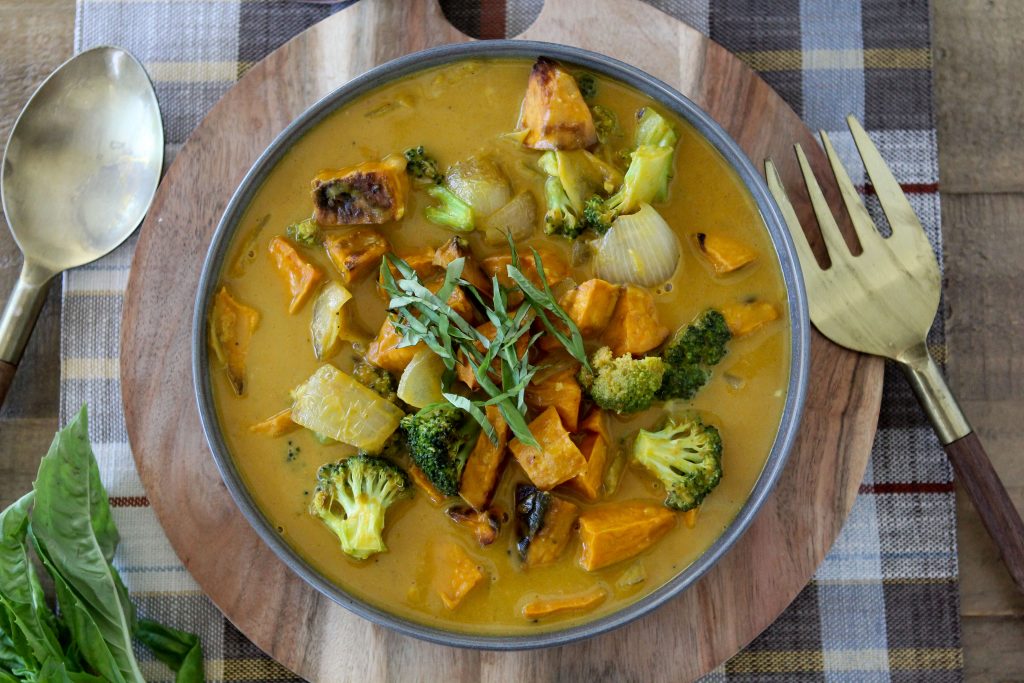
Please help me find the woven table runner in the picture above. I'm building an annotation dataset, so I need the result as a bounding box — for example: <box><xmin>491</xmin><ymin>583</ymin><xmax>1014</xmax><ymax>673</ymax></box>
<box><xmin>64</xmin><ymin>1</ymin><xmax>960</xmax><ymax>680</ymax></box>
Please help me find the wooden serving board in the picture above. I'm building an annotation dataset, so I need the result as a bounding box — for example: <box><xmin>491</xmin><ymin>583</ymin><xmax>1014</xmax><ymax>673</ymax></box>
<box><xmin>121</xmin><ymin>1</ymin><xmax>884</xmax><ymax>680</ymax></box>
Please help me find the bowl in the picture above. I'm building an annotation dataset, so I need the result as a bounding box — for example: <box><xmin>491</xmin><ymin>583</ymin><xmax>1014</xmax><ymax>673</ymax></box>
<box><xmin>193</xmin><ymin>40</ymin><xmax>810</xmax><ymax>650</ymax></box>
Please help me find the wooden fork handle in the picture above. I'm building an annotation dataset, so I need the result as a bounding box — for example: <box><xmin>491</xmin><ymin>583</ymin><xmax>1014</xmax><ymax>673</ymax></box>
<box><xmin>945</xmin><ymin>432</ymin><xmax>1024</xmax><ymax>593</ymax></box>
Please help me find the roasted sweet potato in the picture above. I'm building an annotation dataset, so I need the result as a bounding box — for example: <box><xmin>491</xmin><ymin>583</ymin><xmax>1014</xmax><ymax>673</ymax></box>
<box><xmin>721</xmin><ymin>300</ymin><xmax>779</xmax><ymax>337</ymax></box>
<box><xmin>524</xmin><ymin>367</ymin><xmax>582</xmax><ymax>432</ymax></box>
<box><xmin>209</xmin><ymin>287</ymin><xmax>260</xmax><ymax>395</ymax></box>
<box><xmin>424</xmin><ymin>273</ymin><xmax>479</xmax><ymax>324</ymax></box>
<box><xmin>435</xmin><ymin>541</ymin><xmax>486</xmax><ymax>610</ymax></box>
<box><xmin>577</xmin><ymin>501</ymin><xmax>676</xmax><ymax>571</ymax></box>
<box><xmin>518</xmin><ymin>58</ymin><xmax>598</xmax><ymax>151</ymax></box>
<box><xmin>601</xmin><ymin>285</ymin><xmax>670</xmax><ymax>356</ymax></box>
<box><xmin>562</xmin><ymin>278</ymin><xmax>621</xmax><ymax>337</ymax></box>
<box><xmin>455</xmin><ymin>320</ymin><xmax>530</xmax><ymax>390</ymax></box>
<box><xmin>324</xmin><ymin>227</ymin><xmax>391</xmax><ymax>285</ymax></box>
<box><xmin>561</xmin><ymin>432</ymin><xmax>607</xmax><ymax>502</ymax></box>
<box><xmin>409</xmin><ymin>463</ymin><xmax>447</xmax><ymax>505</ymax></box>
<box><xmin>268</xmin><ymin>236</ymin><xmax>323</xmax><ymax>314</ymax></box>
<box><xmin>480</xmin><ymin>247</ymin><xmax>569</xmax><ymax>291</ymax></box>
<box><xmin>509</xmin><ymin>407</ymin><xmax>587</xmax><ymax>490</ymax></box>
<box><xmin>579</xmin><ymin>408</ymin><xmax>611</xmax><ymax>444</ymax></box>
<box><xmin>433</xmin><ymin>236</ymin><xmax>492</xmax><ymax>295</ymax></box>
<box><xmin>249</xmin><ymin>409</ymin><xmax>297</xmax><ymax>437</ymax></box>
<box><xmin>365</xmin><ymin>316</ymin><xmax>424</xmax><ymax>373</ymax></box>
<box><xmin>695</xmin><ymin>233</ymin><xmax>758</xmax><ymax>274</ymax></box>
<box><xmin>311</xmin><ymin>157</ymin><xmax>407</xmax><ymax>225</ymax></box>
<box><xmin>521</xmin><ymin>493</ymin><xmax>578</xmax><ymax>568</ymax></box>
<box><xmin>522</xmin><ymin>586</ymin><xmax>607</xmax><ymax>619</ymax></box>
<box><xmin>460</xmin><ymin>405</ymin><xmax>510</xmax><ymax>510</ymax></box>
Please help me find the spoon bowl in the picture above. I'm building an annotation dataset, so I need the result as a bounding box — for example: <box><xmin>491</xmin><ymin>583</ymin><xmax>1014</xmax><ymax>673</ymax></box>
<box><xmin>0</xmin><ymin>46</ymin><xmax>162</xmax><ymax>402</ymax></box>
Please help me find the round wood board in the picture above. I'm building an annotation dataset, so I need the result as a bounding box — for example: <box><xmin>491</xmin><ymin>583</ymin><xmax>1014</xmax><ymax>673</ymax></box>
<box><xmin>121</xmin><ymin>1</ymin><xmax>884</xmax><ymax>680</ymax></box>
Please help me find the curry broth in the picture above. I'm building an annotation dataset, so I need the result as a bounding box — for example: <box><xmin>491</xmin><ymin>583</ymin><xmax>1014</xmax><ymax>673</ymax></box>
<box><xmin>211</xmin><ymin>59</ymin><xmax>790</xmax><ymax>635</ymax></box>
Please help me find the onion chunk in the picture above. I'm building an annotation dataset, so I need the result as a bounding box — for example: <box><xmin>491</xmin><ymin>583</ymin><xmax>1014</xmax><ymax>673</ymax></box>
<box><xmin>594</xmin><ymin>204</ymin><xmax>680</xmax><ymax>287</ymax></box>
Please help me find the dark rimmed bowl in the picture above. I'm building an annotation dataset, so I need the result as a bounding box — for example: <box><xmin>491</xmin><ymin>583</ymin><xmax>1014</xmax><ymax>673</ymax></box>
<box><xmin>193</xmin><ymin>40</ymin><xmax>810</xmax><ymax>650</ymax></box>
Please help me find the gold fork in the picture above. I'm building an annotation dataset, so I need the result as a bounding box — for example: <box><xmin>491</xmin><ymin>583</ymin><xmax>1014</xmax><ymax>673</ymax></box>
<box><xmin>766</xmin><ymin>115</ymin><xmax>1024</xmax><ymax>593</ymax></box>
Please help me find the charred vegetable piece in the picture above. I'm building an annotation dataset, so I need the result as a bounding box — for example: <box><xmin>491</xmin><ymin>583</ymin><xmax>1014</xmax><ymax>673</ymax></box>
<box><xmin>311</xmin><ymin>157</ymin><xmax>407</xmax><ymax>225</ymax></box>
<box><xmin>509</xmin><ymin>407</ymin><xmax>587</xmax><ymax>490</ymax></box>
<box><xmin>601</xmin><ymin>285</ymin><xmax>670</xmax><ymax>357</ymax></box>
<box><xmin>290</xmin><ymin>364</ymin><xmax>405</xmax><ymax>453</ymax></box>
<box><xmin>519</xmin><ymin>57</ymin><xmax>598</xmax><ymax>150</ymax></box>
<box><xmin>524</xmin><ymin>367</ymin><xmax>582</xmax><ymax>432</ymax></box>
<box><xmin>522</xmin><ymin>587</ymin><xmax>607</xmax><ymax>619</ymax></box>
<box><xmin>324</xmin><ymin>227</ymin><xmax>392</xmax><ymax>286</ymax></box>
<box><xmin>721</xmin><ymin>300</ymin><xmax>779</xmax><ymax>337</ymax></box>
<box><xmin>515</xmin><ymin>484</ymin><xmax>579</xmax><ymax>568</ymax></box>
<box><xmin>310</xmin><ymin>281</ymin><xmax>355</xmax><ymax>360</ymax></box>
<box><xmin>577</xmin><ymin>501</ymin><xmax>676</xmax><ymax>571</ymax></box>
<box><xmin>268</xmin><ymin>236</ymin><xmax>323</xmax><ymax>314</ymax></box>
<box><xmin>435</xmin><ymin>541</ymin><xmax>486</xmax><ymax>610</ymax></box>
<box><xmin>446</xmin><ymin>505</ymin><xmax>503</xmax><ymax>546</ymax></box>
<box><xmin>249</xmin><ymin>408</ymin><xmax>297</xmax><ymax>437</ymax></box>
<box><xmin>459</xmin><ymin>405</ymin><xmax>510</xmax><ymax>510</ymax></box>
<box><xmin>309</xmin><ymin>454</ymin><xmax>409</xmax><ymax>560</ymax></box>
<box><xmin>695</xmin><ymin>232</ymin><xmax>758</xmax><ymax>274</ymax></box>
<box><xmin>208</xmin><ymin>286</ymin><xmax>260</xmax><ymax>395</ymax></box>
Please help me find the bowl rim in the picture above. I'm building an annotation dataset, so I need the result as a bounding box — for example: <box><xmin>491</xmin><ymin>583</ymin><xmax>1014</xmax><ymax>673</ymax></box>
<box><xmin>192</xmin><ymin>39</ymin><xmax>810</xmax><ymax>651</ymax></box>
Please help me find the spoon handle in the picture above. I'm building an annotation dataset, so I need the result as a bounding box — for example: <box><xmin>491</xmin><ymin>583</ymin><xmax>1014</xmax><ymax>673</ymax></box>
<box><xmin>0</xmin><ymin>261</ymin><xmax>54</xmax><ymax>407</ymax></box>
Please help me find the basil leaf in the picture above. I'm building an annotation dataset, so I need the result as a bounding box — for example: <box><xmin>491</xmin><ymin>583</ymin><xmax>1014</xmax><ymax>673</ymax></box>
<box><xmin>29</xmin><ymin>406</ymin><xmax>144</xmax><ymax>683</ymax></box>
<box><xmin>135</xmin><ymin>619</ymin><xmax>204</xmax><ymax>683</ymax></box>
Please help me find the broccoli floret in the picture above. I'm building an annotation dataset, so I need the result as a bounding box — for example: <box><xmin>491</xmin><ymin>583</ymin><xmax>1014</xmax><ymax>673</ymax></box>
<box><xmin>591</xmin><ymin>104</ymin><xmax>621</xmax><ymax>145</ymax></box>
<box><xmin>657</xmin><ymin>309</ymin><xmax>731</xmax><ymax>401</ymax></box>
<box><xmin>286</xmin><ymin>218</ymin><xmax>320</xmax><ymax>246</ymax></box>
<box><xmin>635</xmin><ymin>107</ymin><xmax>679</xmax><ymax>151</ymax></box>
<box><xmin>403</xmin><ymin>146</ymin><xmax>443</xmax><ymax>185</ymax></box>
<box><xmin>351</xmin><ymin>358</ymin><xmax>400</xmax><ymax>404</ymax></box>
<box><xmin>582</xmin><ymin>195</ymin><xmax>615</xmax><ymax>234</ymax></box>
<box><xmin>580</xmin><ymin>145</ymin><xmax>674</xmax><ymax>233</ymax></box>
<box><xmin>578</xmin><ymin>346</ymin><xmax>666</xmax><ymax>413</ymax></box>
<box><xmin>424</xmin><ymin>184</ymin><xmax>474</xmax><ymax>232</ymax></box>
<box><xmin>309</xmin><ymin>454</ymin><xmax>410</xmax><ymax>559</ymax></box>
<box><xmin>632</xmin><ymin>415</ymin><xmax>722</xmax><ymax>511</ymax></box>
<box><xmin>575</xmin><ymin>72</ymin><xmax>597</xmax><ymax>101</ymax></box>
<box><xmin>399</xmin><ymin>403</ymin><xmax>480</xmax><ymax>496</ymax></box>
<box><xmin>543</xmin><ymin>175</ymin><xmax>583</xmax><ymax>239</ymax></box>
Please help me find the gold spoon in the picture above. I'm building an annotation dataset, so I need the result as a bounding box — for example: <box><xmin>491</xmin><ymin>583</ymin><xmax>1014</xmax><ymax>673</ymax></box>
<box><xmin>0</xmin><ymin>46</ymin><xmax>162</xmax><ymax>404</ymax></box>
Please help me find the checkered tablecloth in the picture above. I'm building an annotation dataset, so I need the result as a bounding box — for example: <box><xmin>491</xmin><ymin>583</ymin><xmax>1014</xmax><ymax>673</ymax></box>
<box><xmin>64</xmin><ymin>1</ymin><xmax>960</xmax><ymax>680</ymax></box>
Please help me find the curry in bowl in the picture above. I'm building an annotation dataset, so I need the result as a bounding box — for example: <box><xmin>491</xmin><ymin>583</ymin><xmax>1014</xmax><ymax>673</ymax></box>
<box><xmin>206</xmin><ymin>56</ymin><xmax>789</xmax><ymax>636</ymax></box>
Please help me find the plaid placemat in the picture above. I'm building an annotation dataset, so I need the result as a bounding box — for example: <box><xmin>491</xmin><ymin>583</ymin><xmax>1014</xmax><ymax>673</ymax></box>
<box><xmin>64</xmin><ymin>0</ymin><xmax>960</xmax><ymax>680</ymax></box>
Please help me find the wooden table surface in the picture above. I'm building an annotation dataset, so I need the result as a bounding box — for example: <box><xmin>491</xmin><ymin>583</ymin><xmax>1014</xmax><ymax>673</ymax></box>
<box><xmin>0</xmin><ymin>1</ymin><xmax>1020</xmax><ymax>678</ymax></box>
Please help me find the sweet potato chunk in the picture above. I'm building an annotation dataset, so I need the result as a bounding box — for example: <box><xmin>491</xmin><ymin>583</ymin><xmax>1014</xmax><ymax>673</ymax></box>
<box><xmin>509</xmin><ymin>407</ymin><xmax>586</xmax><ymax>490</ymax></box>
<box><xmin>460</xmin><ymin>405</ymin><xmax>510</xmax><ymax>510</ymax></box>
<box><xmin>561</xmin><ymin>432</ymin><xmax>607</xmax><ymax>502</ymax></box>
<box><xmin>435</xmin><ymin>542</ymin><xmax>486</xmax><ymax>610</ymax></box>
<box><xmin>525</xmin><ymin>367</ymin><xmax>582</xmax><ymax>432</ymax></box>
<box><xmin>433</xmin><ymin>236</ymin><xmax>492</xmax><ymax>295</ymax></box>
<box><xmin>579</xmin><ymin>408</ymin><xmax>611</xmax><ymax>443</ymax></box>
<box><xmin>601</xmin><ymin>285</ymin><xmax>669</xmax><ymax>356</ymax></box>
<box><xmin>480</xmin><ymin>247</ymin><xmax>569</xmax><ymax>291</ymax></box>
<box><xmin>424</xmin><ymin>274</ymin><xmax>478</xmax><ymax>324</ymax></box>
<box><xmin>563</xmin><ymin>278</ymin><xmax>620</xmax><ymax>337</ymax></box>
<box><xmin>518</xmin><ymin>58</ymin><xmax>597</xmax><ymax>151</ymax></box>
<box><xmin>209</xmin><ymin>287</ymin><xmax>259</xmax><ymax>395</ymax></box>
<box><xmin>311</xmin><ymin>157</ymin><xmax>407</xmax><ymax>225</ymax></box>
<box><xmin>249</xmin><ymin>409</ymin><xmax>297</xmax><ymax>437</ymax></box>
<box><xmin>682</xmin><ymin>508</ymin><xmax>699</xmax><ymax>529</ymax></box>
<box><xmin>409</xmin><ymin>463</ymin><xmax>447</xmax><ymax>505</ymax></box>
<box><xmin>324</xmin><ymin>228</ymin><xmax>391</xmax><ymax>285</ymax></box>
<box><xmin>381</xmin><ymin>248</ymin><xmax>439</xmax><ymax>285</ymax></box>
<box><xmin>522</xmin><ymin>587</ymin><xmax>607</xmax><ymax>619</ymax></box>
<box><xmin>696</xmin><ymin>233</ymin><xmax>758</xmax><ymax>274</ymax></box>
<box><xmin>455</xmin><ymin>320</ymin><xmax>530</xmax><ymax>390</ymax></box>
<box><xmin>523</xmin><ymin>495</ymin><xmax>578</xmax><ymax>568</ymax></box>
<box><xmin>268</xmin><ymin>236</ymin><xmax>323</xmax><ymax>314</ymax></box>
<box><xmin>722</xmin><ymin>300</ymin><xmax>779</xmax><ymax>337</ymax></box>
<box><xmin>578</xmin><ymin>502</ymin><xmax>676</xmax><ymax>571</ymax></box>
<box><xmin>365</xmin><ymin>316</ymin><xmax>424</xmax><ymax>373</ymax></box>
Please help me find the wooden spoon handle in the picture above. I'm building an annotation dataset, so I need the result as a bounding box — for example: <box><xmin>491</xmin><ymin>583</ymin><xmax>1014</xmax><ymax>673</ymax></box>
<box><xmin>0</xmin><ymin>360</ymin><xmax>16</xmax><ymax>407</ymax></box>
<box><xmin>945</xmin><ymin>432</ymin><xmax>1024</xmax><ymax>593</ymax></box>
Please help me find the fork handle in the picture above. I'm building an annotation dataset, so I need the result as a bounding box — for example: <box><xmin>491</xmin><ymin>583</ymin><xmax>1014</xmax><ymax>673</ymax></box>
<box><xmin>944</xmin><ymin>432</ymin><xmax>1024</xmax><ymax>593</ymax></box>
<box><xmin>900</xmin><ymin>345</ymin><xmax>1024</xmax><ymax>593</ymax></box>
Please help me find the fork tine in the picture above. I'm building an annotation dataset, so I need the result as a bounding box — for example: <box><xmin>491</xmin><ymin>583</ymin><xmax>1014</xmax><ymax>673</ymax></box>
<box><xmin>765</xmin><ymin>159</ymin><xmax>821</xmax><ymax>278</ymax></box>
<box><xmin>820</xmin><ymin>129</ymin><xmax>880</xmax><ymax>250</ymax></box>
<box><xmin>794</xmin><ymin>143</ymin><xmax>852</xmax><ymax>265</ymax></box>
<box><xmin>846</xmin><ymin>115</ymin><xmax>925</xmax><ymax>238</ymax></box>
